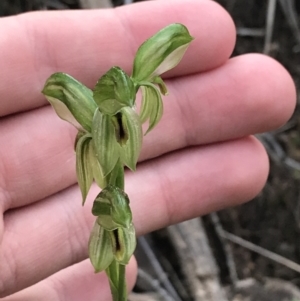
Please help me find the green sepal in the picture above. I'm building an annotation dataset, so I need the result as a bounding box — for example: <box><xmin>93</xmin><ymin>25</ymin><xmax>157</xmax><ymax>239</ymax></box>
<box><xmin>153</xmin><ymin>76</ymin><xmax>168</xmax><ymax>95</ymax></box>
<box><xmin>75</xmin><ymin>134</ymin><xmax>94</xmax><ymax>205</ymax></box>
<box><xmin>110</xmin><ymin>224</ymin><xmax>136</xmax><ymax>265</ymax></box>
<box><xmin>93</xmin><ymin>67</ymin><xmax>135</xmax><ymax>115</ymax></box>
<box><xmin>140</xmin><ymin>83</ymin><xmax>163</xmax><ymax>134</ymax></box>
<box><xmin>74</xmin><ymin>130</ymin><xmax>86</xmax><ymax>150</ymax></box>
<box><xmin>42</xmin><ymin>73</ymin><xmax>97</xmax><ymax>132</ymax></box>
<box><xmin>92</xmin><ymin>185</ymin><xmax>132</xmax><ymax>229</ymax></box>
<box><xmin>106</xmin><ymin>160</ymin><xmax>125</xmax><ymax>190</ymax></box>
<box><xmin>92</xmin><ymin>109</ymin><xmax>119</xmax><ymax>177</ymax></box>
<box><xmin>88</xmin><ymin>221</ymin><xmax>114</xmax><ymax>273</ymax></box>
<box><xmin>96</xmin><ymin>209</ymin><xmax>119</xmax><ymax>231</ymax></box>
<box><xmin>132</xmin><ymin>23</ymin><xmax>193</xmax><ymax>82</ymax></box>
<box><xmin>118</xmin><ymin>107</ymin><xmax>143</xmax><ymax>171</ymax></box>
<box><xmin>88</xmin><ymin>141</ymin><xmax>106</xmax><ymax>189</ymax></box>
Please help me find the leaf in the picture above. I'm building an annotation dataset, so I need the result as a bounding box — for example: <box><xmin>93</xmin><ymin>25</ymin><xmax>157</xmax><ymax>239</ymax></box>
<box><xmin>118</xmin><ymin>107</ymin><xmax>143</xmax><ymax>171</ymax></box>
<box><xmin>88</xmin><ymin>221</ymin><xmax>114</xmax><ymax>273</ymax></box>
<box><xmin>140</xmin><ymin>83</ymin><xmax>163</xmax><ymax>134</ymax></box>
<box><xmin>110</xmin><ymin>224</ymin><xmax>136</xmax><ymax>265</ymax></box>
<box><xmin>132</xmin><ymin>23</ymin><xmax>193</xmax><ymax>82</ymax></box>
<box><xmin>93</xmin><ymin>67</ymin><xmax>135</xmax><ymax>115</ymax></box>
<box><xmin>75</xmin><ymin>134</ymin><xmax>94</xmax><ymax>205</ymax></box>
<box><xmin>92</xmin><ymin>109</ymin><xmax>120</xmax><ymax>177</ymax></box>
<box><xmin>42</xmin><ymin>73</ymin><xmax>97</xmax><ymax>132</ymax></box>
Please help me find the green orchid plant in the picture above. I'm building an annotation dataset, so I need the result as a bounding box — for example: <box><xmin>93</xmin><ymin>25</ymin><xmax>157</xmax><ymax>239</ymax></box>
<box><xmin>42</xmin><ymin>23</ymin><xmax>193</xmax><ymax>301</ymax></box>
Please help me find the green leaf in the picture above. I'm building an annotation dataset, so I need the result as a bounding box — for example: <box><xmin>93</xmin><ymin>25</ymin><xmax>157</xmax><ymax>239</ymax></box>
<box><xmin>93</xmin><ymin>67</ymin><xmax>135</xmax><ymax>115</ymax></box>
<box><xmin>140</xmin><ymin>83</ymin><xmax>163</xmax><ymax>134</ymax></box>
<box><xmin>88</xmin><ymin>221</ymin><xmax>114</xmax><ymax>273</ymax></box>
<box><xmin>110</xmin><ymin>224</ymin><xmax>136</xmax><ymax>265</ymax></box>
<box><xmin>132</xmin><ymin>23</ymin><xmax>193</xmax><ymax>82</ymax></box>
<box><xmin>75</xmin><ymin>134</ymin><xmax>94</xmax><ymax>205</ymax></box>
<box><xmin>42</xmin><ymin>73</ymin><xmax>97</xmax><ymax>132</ymax></box>
<box><xmin>118</xmin><ymin>107</ymin><xmax>143</xmax><ymax>171</ymax></box>
<box><xmin>92</xmin><ymin>109</ymin><xmax>119</xmax><ymax>177</ymax></box>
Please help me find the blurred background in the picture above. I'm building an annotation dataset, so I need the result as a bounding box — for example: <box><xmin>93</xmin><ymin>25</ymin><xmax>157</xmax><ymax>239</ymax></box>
<box><xmin>1</xmin><ymin>1</ymin><xmax>300</xmax><ymax>300</ymax></box>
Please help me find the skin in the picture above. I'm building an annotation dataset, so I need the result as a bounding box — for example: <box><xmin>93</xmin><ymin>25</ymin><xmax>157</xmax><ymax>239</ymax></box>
<box><xmin>0</xmin><ymin>0</ymin><xmax>296</xmax><ymax>300</ymax></box>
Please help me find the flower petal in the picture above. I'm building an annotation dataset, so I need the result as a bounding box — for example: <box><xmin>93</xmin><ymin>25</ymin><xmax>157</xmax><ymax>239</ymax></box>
<box><xmin>132</xmin><ymin>23</ymin><xmax>193</xmax><ymax>82</ymax></box>
<box><xmin>42</xmin><ymin>72</ymin><xmax>97</xmax><ymax>132</ymax></box>
<box><xmin>88</xmin><ymin>221</ymin><xmax>114</xmax><ymax>273</ymax></box>
<box><xmin>93</xmin><ymin>67</ymin><xmax>135</xmax><ymax>115</ymax></box>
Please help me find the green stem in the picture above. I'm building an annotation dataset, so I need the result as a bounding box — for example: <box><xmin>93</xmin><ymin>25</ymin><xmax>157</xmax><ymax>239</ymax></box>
<box><xmin>118</xmin><ymin>264</ymin><xmax>126</xmax><ymax>301</ymax></box>
<box><xmin>106</xmin><ymin>261</ymin><xmax>127</xmax><ymax>301</ymax></box>
<box><xmin>106</xmin><ymin>161</ymin><xmax>127</xmax><ymax>301</ymax></box>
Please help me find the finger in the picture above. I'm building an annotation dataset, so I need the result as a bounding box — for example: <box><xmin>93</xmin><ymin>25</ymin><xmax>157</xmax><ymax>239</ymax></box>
<box><xmin>0</xmin><ymin>0</ymin><xmax>235</xmax><ymax>116</ymax></box>
<box><xmin>2</xmin><ymin>258</ymin><xmax>137</xmax><ymax>301</ymax></box>
<box><xmin>0</xmin><ymin>54</ymin><xmax>295</xmax><ymax>211</ymax></box>
<box><xmin>0</xmin><ymin>136</ymin><xmax>268</xmax><ymax>296</ymax></box>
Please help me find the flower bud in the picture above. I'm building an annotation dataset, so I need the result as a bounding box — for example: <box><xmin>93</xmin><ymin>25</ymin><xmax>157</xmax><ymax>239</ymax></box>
<box><xmin>93</xmin><ymin>67</ymin><xmax>135</xmax><ymax>115</ymax></box>
<box><xmin>92</xmin><ymin>185</ymin><xmax>132</xmax><ymax>230</ymax></box>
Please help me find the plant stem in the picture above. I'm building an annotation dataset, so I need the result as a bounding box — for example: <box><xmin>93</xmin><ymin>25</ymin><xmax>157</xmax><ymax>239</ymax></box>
<box><xmin>106</xmin><ymin>261</ymin><xmax>127</xmax><ymax>301</ymax></box>
<box><xmin>106</xmin><ymin>162</ymin><xmax>127</xmax><ymax>301</ymax></box>
<box><xmin>118</xmin><ymin>264</ymin><xmax>126</xmax><ymax>301</ymax></box>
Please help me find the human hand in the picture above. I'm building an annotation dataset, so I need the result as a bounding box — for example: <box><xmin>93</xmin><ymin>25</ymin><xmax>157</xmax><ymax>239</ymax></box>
<box><xmin>0</xmin><ymin>0</ymin><xmax>296</xmax><ymax>300</ymax></box>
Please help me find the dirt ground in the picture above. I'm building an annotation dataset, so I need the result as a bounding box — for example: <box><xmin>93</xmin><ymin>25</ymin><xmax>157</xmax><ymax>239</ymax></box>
<box><xmin>1</xmin><ymin>1</ymin><xmax>300</xmax><ymax>300</ymax></box>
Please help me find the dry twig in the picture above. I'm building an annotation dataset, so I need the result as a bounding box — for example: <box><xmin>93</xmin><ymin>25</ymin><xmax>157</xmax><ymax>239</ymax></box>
<box><xmin>138</xmin><ymin>236</ymin><xmax>182</xmax><ymax>301</ymax></box>
<box><xmin>264</xmin><ymin>0</ymin><xmax>277</xmax><ymax>54</ymax></box>
<box><xmin>210</xmin><ymin>213</ymin><xmax>239</xmax><ymax>286</ymax></box>
<box><xmin>221</xmin><ymin>230</ymin><xmax>300</xmax><ymax>274</ymax></box>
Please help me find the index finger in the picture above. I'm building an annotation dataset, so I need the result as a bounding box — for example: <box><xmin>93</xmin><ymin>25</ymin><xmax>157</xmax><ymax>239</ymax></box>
<box><xmin>0</xmin><ymin>0</ymin><xmax>235</xmax><ymax>116</ymax></box>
